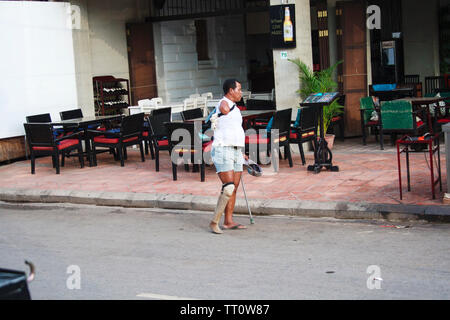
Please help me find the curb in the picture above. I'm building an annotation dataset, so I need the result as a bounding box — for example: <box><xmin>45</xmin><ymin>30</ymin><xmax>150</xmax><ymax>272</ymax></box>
<box><xmin>1</xmin><ymin>188</ymin><xmax>450</xmax><ymax>223</ymax></box>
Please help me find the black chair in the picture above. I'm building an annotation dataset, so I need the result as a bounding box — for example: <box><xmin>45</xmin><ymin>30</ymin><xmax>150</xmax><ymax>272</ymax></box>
<box><xmin>26</xmin><ymin>113</ymin><xmax>66</xmax><ymax>142</ymax></box>
<box><xmin>425</xmin><ymin>76</ymin><xmax>445</xmax><ymax>95</ymax></box>
<box><xmin>403</xmin><ymin>74</ymin><xmax>420</xmax><ymax>85</ymax></box>
<box><xmin>145</xmin><ymin>108</ymin><xmax>172</xmax><ymax>156</ymax></box>
<box><xmin>60</xmin><ymin>108</ymin><xmax>83</xmax><ymax>120</ymax></box>
<box><xmin>289</xmin><ymin>106</ymin><xmax>319</xmax><ymax>165</ymax></box>
<box><xmin>146</xmin><ymin>113</ymin><xmax>170</xmax><ymax>172</ymax></box>
<box><xmin>245</xmin><ymin>99</ymin><xmax>276</xmax><ymax>128</ymax></box>
<box><xmin>181</xmin><ymin>107</ymin><xmax>211</xmax><ymax>134</ymax></box>
<box><xmin>26</xmin><ymin>113</ymin><xmax>51</xmax><ymax>123</ymax></box>
<box><xmin>181</xmin><ymin>108</ymin><xmax>203</xmax><ymax>121</ymax></box>
<box><xmin>141</xmin><ymin>108</ymin><xmax>171</xmax><ymax>158</ymax></box>
<box><xmin>329</xmin><ymin>95</ymin><xmax>345</xmax><ymax>141</ymax></box>
<box><xmin>164</xmin><ymin>122</ymin><xmax>211</xmax><ymax>182</ymax></box>
<box><xmin>152</xmin><ymin>107</ymin><xmax>172</xmax><ymax>116</ymax></box>
<box><xmin>90</xmin><ymin>113</ymin><xmax>145</xmax><ymax>166</ymax></box>
<box><xmin>59</xmin><ymin>108</ymin><xmax>109</xmax><ymax>162</ymax></box>
<box><xmin>245</xmin><ymin>108</ymin><xmax>293</xmax><ymax>170</ymax></box>
<box><xmin>23</xmin><ymin>123</ymin><xmax>84</xmax><ymax>174</ymax></box>
<box><xmin>245</xmin><ymin>99</ymin><xmax>276</xmax><ymax>110</ymax></box>
<box><xmin>401</xmin><ymin>76</ymin><xmax>422</xmax><ymax>97</ymax></box>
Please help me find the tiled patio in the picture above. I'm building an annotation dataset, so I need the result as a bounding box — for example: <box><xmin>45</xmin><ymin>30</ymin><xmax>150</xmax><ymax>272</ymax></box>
<box><xmin>0</xmin><ymin>137</ymin><xmax>447</xmax><ymax>206</ymax></box>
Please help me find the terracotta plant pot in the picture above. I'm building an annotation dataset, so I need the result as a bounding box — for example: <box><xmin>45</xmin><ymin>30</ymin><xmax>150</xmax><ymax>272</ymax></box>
<box><xmin>325</xmin><ymin>134</ymin><xmax>335</xmax><ymax>149</ymax></box>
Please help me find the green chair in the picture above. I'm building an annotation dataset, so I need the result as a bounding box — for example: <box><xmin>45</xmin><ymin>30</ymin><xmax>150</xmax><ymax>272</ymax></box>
<box><xmin>379</xmin><ymin>100</ymin><xmax>427</xmax><ymax>149</ymax></box>
<box><xmin>360</xmin><ymin>97</ymin><xmax>382</xmax><ymax>148</ymax></box>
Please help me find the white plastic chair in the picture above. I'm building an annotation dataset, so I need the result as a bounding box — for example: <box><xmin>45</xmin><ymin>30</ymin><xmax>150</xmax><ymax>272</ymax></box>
<box><xmin>137</xmin><ymin>99</ymin><xmax>154</xmax><ymax>113</ymax></box>
<box><xmin>150</xmin><ymin>97</ymin><xmax>163</xmax><ymax>106</ymax></box>
<box><xmin>241</xmin><ymin>91</ymin><xmax>251</xmax><ymax>104</ymax></box>
<box><xmin>183</xmin><ymin>98</ymin><xmax>196</xmax><ymax>111</ymax></box>
<box><xmin>128</xmin><ymin>106</ymin><xmax>141</xmax><ymax>115</ymax></box>
<box><xmin>195</xmin><ymin>96</ymin><xmax>208</xmax><ymax>116</ymax></box>
<box><xmin>249</xmin><ymin>92</ymin><xmax>271</xmax><ymax>101</ymax></box>
<box><xmin>201</xmin><ymin>92</ymin><xmax>213</xmax><ymax>100</ymax></box>
<box><xmin>138</xmin><ymin>99</ymin><xmax>151</xmax><ymax>107</ymax></box>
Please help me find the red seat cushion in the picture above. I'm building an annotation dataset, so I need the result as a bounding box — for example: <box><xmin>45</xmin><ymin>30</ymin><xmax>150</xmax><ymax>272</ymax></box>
<box><xmin>290</xmin><ymin>130</ymin><xmax>315</xmax><ymax>140</ymax></box>
<box><xmin>32</xmin><ymin>139</ymin><xmax>80</xmax><ymax>151</ymax></box>
<box><xmin>157</xmin><ymin>139</ymin><xmax>168</xmax><ymax>147</ymax></box>
<box><xmin>331</xmin><ymin>116</ymin><xmax>342</xmax><ymax>122</ymax></box>
<box><xmin>417</xmin><ymin>120</ymin><xmax>424</xmax><ymax>127</ymax></box>
<box><xmin>245</xmin><ymin>134</ymin><xmax>270</xmax><ymax>144</ymax></box>
<box><xmin>437</xmin><ymin>119</ymin><xmax>450</xmax><ymax>124</ymax></box>
<box><xmin>202</xmin><ymin>140</ymin><xmax>213</xmax><ymax>153</ymax></box>
<box><xmin>93</xmin><ymin>136</ymin><xmax>138</xmax><ymax>144</ymax></box>
<box><xmin>142</xmin><ymin>131</ymin><xmax>149</xmax><ymax>137</ymax></box>
<box><xmin>245</xmin><ymin>134</ymin><xmax>288</xmax><ymax>144</ymax></box>
<box><xmin>366</xmin><ymin>120</ymin><xmax>379</xmax><ymax>126</ymax></box>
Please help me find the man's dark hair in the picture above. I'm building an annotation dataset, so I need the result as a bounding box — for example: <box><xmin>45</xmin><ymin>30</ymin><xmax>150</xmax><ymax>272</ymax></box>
<box><xmin>223</xmin><ymin>78</ymin><xmax>239</xmax><ymax>95</ymax></box>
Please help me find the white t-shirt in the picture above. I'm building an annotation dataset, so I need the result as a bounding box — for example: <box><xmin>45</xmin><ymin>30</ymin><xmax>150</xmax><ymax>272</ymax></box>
<box><xmin>212</xmin><ymin>97</ymin><xmax>245</xmax><ymax>147</ymax></box>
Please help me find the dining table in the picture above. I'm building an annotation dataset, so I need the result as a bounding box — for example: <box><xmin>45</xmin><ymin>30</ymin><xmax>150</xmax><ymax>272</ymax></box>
<box><xmin>395</xmin><ymin>96</ymin><xmax>447</xmax><ymax>134</ymax></box>
<box><xmin>372</xmin><ymin>86</ymin><xmax>415</xmax><ymax>102</ymax></box>
<box><xmin>50</xmin><ymin>114</ymin><xmax>124</xmax><ymax>166</ymax></box>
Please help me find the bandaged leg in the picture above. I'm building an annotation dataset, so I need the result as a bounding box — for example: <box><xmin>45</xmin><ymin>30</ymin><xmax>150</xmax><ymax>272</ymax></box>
<box><xmin>210</xmin><ymin>182</ymin><xmax>235</xmax><ymax>234</ymax></box>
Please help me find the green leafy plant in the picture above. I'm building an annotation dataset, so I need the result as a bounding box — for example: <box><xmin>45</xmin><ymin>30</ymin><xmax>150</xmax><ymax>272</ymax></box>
<box><xmin>288</xmin><ymin>59</ymin><xmax>344</xmax><ymax>135</ymax></box>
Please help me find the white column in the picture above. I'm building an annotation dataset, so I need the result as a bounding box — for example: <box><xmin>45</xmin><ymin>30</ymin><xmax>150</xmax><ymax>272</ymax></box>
<box><xmin>271</xmin><ymin>0</ymin><xmax>313</xmax><ymax>111</ymax></box>
<box><xmin>70</xmin><ymin>0</ymin><xmax>95</xmax><ymax>116</ymax></box>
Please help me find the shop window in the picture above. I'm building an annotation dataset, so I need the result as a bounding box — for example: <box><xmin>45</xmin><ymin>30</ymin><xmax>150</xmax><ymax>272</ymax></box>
<box><xmin>195</xmin><ymin>20</ymin><xmax>209</xmax><ymax>61</ymax></box>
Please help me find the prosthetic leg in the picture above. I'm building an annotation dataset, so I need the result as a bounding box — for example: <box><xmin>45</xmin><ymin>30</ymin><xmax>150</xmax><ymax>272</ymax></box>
<box><xmin>210</xmin><ymin>182</ymin><xmax>235</xmax><ymax>234</ymax></box>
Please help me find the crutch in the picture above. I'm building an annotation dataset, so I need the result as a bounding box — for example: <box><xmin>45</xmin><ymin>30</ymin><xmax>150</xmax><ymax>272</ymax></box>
<box><xmin>240</xmin><ymin>175</ymin><xmax>255</xmax><ymax>224</ymax></box>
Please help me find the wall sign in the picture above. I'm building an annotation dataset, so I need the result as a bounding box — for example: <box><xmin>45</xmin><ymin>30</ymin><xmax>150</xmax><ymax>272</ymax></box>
<box><xmin>270</xmin><ymin>4</ymin><xmax>296</xmax><ymax>49</ymax></box>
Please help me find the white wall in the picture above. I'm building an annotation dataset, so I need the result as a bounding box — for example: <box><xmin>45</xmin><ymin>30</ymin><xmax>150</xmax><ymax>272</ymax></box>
<box><xmin>402</xmin><ymin>0</ymin><xmax>440</xmax><ymax>83</ymax></box>
<box><xmin>70</xmin><ymin>0</ymin><xmax>149</xmax><ymax>115</ymax></box>
<box><xmin>87</xmin><ymin>0</ymin><xmax>145</xmax><ymax>79</ymax></box>
<box><xmin>153</xmin><ymin>16</ymin><xmax>249</xmax><ymax>103</ymax></box>
<box><xmin>0</xmin><ymin>1</ymin><xmax>78</xmax><ymax>139</ymax></box>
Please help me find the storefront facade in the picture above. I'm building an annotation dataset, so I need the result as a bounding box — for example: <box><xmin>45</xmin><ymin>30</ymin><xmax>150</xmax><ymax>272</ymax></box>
<box><xmin>0</xmin><ymin>0</ymin><xmax>447</xmax><ymax>161</ymax></box>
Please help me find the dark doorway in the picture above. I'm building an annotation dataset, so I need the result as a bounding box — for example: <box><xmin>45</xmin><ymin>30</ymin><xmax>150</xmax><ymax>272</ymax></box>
<box><xmin>369</xmin><ymin>0</ymin><xmax>405</xmax><ymax>84</ymax></box>
<box><xmin>126</xmin><ymin>23</ymin><xmax>158</xmax><ymax>105</ymax></box>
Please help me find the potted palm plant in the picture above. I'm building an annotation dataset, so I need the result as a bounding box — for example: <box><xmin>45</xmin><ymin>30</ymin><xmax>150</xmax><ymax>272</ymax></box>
<box><xmin>288</xmin><ymin>59</ymin><xmax>344</xmax><ymax>148</ymax></box>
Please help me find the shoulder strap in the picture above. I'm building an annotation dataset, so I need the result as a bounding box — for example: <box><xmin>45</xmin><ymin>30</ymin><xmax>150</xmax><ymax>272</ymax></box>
<box><xmin>218</xmin><ymin>104</ymin><xmax>236</xmax><ymax>117</ymax></box>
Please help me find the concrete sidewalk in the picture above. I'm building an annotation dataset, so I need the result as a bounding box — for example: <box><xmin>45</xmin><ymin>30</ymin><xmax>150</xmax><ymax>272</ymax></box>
<box><xmin>1</xmin><ymin>138</ymin><xmax>449</xmax><ymax>222</ymax></box>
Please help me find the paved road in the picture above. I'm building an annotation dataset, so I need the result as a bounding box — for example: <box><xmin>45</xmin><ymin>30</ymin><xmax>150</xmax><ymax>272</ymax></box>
<box><xmin>0</xmin><ymin>201</ymin><xmax>449</xmax><ymax>300</ymax></box>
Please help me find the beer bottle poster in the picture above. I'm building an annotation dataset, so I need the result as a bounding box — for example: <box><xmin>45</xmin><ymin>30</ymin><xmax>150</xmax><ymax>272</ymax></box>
<box><xmin>270</xmin><ymin>4</ymin><xmax>296</xmax><ymax>49</ymax></box>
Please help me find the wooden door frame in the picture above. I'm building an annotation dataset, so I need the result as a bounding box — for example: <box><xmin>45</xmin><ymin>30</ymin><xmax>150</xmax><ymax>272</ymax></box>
<box><xmin>336</xmin><ymin>0</ymin><xmax>368</xmax><ymax>136</ymax></box>
<box><xmin>126</xmin><ymin>22</ymin><xmax>158</xmax><ymax>106</ymax></box>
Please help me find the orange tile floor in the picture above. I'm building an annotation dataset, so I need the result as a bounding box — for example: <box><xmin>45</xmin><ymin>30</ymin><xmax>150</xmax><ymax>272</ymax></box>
<box><xmin>0</xmin><ymin>137</ymin><xmax>446</xmax><ymax>206</ymax></box>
